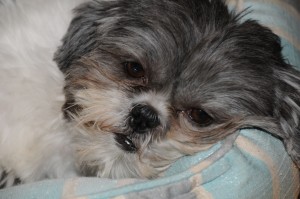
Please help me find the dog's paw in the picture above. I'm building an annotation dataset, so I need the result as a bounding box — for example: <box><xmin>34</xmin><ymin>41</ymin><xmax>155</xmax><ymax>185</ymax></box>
<box><xmin>0</xmin><ymin>168</ymin><xmax>21</xmax><ymax>189</ymax></box>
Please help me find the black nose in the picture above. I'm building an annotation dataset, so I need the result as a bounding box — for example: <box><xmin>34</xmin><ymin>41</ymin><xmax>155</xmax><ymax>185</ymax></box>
<box><xmin>129</xmin><ymin>104</ymin><xmax>160</xmax><ymax>133</ymax></box>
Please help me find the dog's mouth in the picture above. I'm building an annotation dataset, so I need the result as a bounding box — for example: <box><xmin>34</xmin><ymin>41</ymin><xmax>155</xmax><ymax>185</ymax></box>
<box><xmin>114</xmin><ymin>133</ymin><xmax>137</xmax><ymax>153</ymax></box>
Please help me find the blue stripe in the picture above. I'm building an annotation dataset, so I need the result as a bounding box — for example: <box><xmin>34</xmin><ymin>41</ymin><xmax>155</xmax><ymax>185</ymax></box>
<box><xmin>281</xmin><ymin>37</ymin><xmax>300</xmax><ymax>68</ymax></box>
<box><xmin>243</xmin><ymin>2</ymin><xmax>300</xmax><ymax>42</ymax></box>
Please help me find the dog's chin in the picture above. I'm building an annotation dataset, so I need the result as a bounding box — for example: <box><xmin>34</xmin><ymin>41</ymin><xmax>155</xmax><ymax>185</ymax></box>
<box><xmin>74</xmin><ymin>135</ymin><xmax>168</xmax><ymax>179</ymax></box>
<box><xmin>74</xmin><ymin>131</ymin><xmax>162</xmax><ymax>178</ymax></box>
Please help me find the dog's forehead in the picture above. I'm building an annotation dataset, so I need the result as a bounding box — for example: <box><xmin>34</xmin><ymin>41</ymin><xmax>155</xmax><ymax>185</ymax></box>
<box><xmin>98</xmin><ymin>1</ymin><xmax>199</xmax><ymax>78</ymax></box>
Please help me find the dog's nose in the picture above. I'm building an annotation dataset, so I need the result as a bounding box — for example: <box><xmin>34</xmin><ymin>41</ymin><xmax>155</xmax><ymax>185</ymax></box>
<box><xmin>129</xmin><ymin>104</ymin><xmax>160</xmax><ymax>133</ymax></box>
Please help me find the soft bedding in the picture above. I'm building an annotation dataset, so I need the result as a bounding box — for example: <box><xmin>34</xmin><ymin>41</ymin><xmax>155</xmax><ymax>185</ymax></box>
<box><xmin>1</xmin><ymin>0</ymin><xmax>300</xmax><ymax>198</ymax></box>
<box><xmin>0</xmin><ymin>130</ymin><xmax>299</xmax><ymax>199</ymax></box>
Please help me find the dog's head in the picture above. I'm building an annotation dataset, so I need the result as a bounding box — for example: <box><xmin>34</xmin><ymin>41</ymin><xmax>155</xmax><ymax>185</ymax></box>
<box><xmin>54</xmin><ymin>0</ymin><xmax>300</xmax><ymax>178</ymax></box>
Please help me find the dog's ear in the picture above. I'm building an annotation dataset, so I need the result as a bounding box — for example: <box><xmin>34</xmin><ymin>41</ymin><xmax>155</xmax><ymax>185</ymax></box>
<box><xmin>273</xmin><ymin>66</ymin><xmax>300</xmax><ymax>167</ymax></box>
<box><xmin>54</xmin><ymin>1</ymin><xmax>112</xmax><ymax>73</ymax></box>
<box><xmin>231</xmin><ymin>20</ymin><xmax>300</xmax><ymax>167</ymax></box>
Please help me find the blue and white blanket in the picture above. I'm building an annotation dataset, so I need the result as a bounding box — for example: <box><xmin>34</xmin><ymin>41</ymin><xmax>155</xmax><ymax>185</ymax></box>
<box><xmin>1</xmin><ymin>0</ymin><xmax>299</xmax><ymax>198</ymax></box>
<box><xmin>1</xmin><ymin>130</ymin><xmax>298</xmax><ymax>199</ymax></box>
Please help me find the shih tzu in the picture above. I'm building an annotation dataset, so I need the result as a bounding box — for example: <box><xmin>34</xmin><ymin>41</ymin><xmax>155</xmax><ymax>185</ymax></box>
<box><xmin>1</xmin><ymin>0</ymin><xmax>300</xmax><ymax>188</ymax></box>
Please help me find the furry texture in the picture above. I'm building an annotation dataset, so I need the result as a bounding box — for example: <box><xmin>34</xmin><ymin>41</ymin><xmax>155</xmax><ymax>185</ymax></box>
<box><xmin>1</xmin><ymin>0</ymin><xmax>300</xmax><ymax>188</ymax></box>
<box><xmin>0</xmin><ymin>0</ymin><xmax>87</xmax><ymax>187</ymax></box>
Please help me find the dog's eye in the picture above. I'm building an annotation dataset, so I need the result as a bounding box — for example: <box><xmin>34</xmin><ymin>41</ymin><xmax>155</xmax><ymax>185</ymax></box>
<box><xmin>187</xmin><ymin>109</ymin><xmax>213</xmax><ymax>127</ymax></box>
<box><xmin>123</xmin><ymin>62</ymin><xmax>145</xmax><ymax>78</ymax></box>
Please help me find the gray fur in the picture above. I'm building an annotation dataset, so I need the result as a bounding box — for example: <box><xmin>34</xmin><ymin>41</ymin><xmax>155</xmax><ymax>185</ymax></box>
<box><xmin>54</xmin><ymin>0</ymin><xmax>300</xmax><ymax>177</ymax></box>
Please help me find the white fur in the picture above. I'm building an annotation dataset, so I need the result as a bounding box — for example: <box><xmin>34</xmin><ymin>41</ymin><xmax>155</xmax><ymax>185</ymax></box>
<box><xmin>0</xmin><ymin>0</ymin><xmax>87</xmax><ymax>185</ymax></box>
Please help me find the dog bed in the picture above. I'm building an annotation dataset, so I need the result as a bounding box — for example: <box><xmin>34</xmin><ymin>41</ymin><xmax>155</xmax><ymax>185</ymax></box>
<box><xmin>1</xmin><ymin>0</ymin><xmax>300</xmax><ymax>198</ymax></box>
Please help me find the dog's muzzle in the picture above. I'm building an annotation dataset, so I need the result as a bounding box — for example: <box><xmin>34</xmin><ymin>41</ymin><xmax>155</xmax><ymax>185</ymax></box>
<box><xmin>114</xmin><ymin>104</ymin><xmax>160</xmax><ymax>152</ymax></box>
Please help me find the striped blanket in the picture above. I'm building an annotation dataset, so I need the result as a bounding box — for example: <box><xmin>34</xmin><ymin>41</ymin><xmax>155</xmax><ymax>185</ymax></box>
<box><xmin>1</xmin><ymin>0</ymin><xmax>299</xmax><ymax>198</ymax></box>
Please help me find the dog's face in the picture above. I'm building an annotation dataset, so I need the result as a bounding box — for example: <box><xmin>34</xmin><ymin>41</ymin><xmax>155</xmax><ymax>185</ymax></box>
<box><xmin>55</xmin><ymin>0</ymin><xmax>300</xmax><ymax>178</ymax></box>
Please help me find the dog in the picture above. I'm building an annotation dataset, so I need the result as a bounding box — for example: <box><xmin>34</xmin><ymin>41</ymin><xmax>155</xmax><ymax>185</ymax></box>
<box><xmin>1</xmin><ymin>0</ymin><xmax>300</xmax><ymax>188</ymax></box>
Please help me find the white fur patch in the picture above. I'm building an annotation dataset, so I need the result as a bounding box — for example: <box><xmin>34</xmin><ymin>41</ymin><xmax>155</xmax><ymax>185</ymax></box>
<box><xmin>0</xmin><ymin>0</ymin><xmax>87</xmax><ymax>184</ymax></box>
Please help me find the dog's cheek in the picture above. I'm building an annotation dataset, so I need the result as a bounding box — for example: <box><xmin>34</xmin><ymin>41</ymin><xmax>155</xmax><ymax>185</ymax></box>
<box><xmin>72</xmin><ymin>88</ymin><xmax>131</xmax><ymax>133</ymax></box>
<box><xmin>61</xmin><ymin>58</ymin><xmax>122</xmax><ymax>119</ymax></box>
<box><xmin>163</xmin><ymin>118</ymin><xmax>212</xmax><ymax>155</ymax></box>
<box><xmin>74</xmin><ymin>132</ymin><xmax>140</xmax><ymax>178</ymax></box>
<box><xmin>166</xmin><ymin>114</ymin><xmax>249</xmax><ymax>153</ymax></box>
